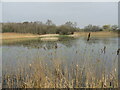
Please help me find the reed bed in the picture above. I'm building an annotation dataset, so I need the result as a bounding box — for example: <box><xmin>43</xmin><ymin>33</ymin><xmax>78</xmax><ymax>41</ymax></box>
<box><xmin>2</xmin><ymin>58</ymin><xmax>118</xmax><ymax>88</ymax></box>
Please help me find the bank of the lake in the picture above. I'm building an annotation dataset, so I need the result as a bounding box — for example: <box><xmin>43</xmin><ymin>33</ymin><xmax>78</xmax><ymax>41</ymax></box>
<box><xmin>1</xmin><ymin>32</ymin><xmax>119</xmax><ymax>40</ymax></box>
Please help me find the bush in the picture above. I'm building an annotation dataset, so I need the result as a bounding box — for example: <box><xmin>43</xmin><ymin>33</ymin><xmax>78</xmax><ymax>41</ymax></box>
<box><xmin>84</xmin><ymin>24</ymin><xmax>102</xmax><ymax>32</ymax></box>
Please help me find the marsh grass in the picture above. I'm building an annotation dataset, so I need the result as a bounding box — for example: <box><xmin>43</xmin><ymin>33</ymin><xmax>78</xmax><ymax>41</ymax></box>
<box><xmin>2</xmin><ymin>33</ymin><xmax>118</xmax><ymax>88</ymax></box>
<box><xmin>2</xmin><ymin>57</ymin><xmax>118</xmax><ymax>88</ymax></box>
<box><xmin>2</xmin><ymin>52</ymin><xmax>118</xmax><ymax>88</ymax></box>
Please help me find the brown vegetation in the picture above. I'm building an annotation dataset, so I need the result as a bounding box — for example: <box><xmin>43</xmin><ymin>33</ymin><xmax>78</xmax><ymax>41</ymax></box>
<box><xmin>1</xmin><ymin>32</ymin><xmax>119</xmax><ymax>40</ymax></box>
<box><xmin>1</xmin><ymin>33</ymin><xmax>60</xmax><ymax>40</ymax></box>
<box><xmin>74</xmin><ymin>32</ymin><xmax>119</xmax><ymax>37</ymax></box>
<box><xmin>3</xmin><ymin>57</ymin><xmax>118</xmax><ymax>88</ymax></box>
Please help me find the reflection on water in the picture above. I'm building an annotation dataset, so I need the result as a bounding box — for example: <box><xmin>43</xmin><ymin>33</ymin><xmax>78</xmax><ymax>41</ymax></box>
<box><xmin>2</xmin><ymin>37</ymin><xmax>77</xmax><ymax>49</ymax></box>
<box><xmin>2</xmin><ymin>36</ymin><xmax>119</xmax><ymax>87</ymax></box>
<box><xmin>2</xmin><ymin>37</ymin><xmax>118</xmax><ymax>49</ymax></box>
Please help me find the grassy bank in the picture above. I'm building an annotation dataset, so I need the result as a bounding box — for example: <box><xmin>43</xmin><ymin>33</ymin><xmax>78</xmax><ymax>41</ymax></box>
<box><xmin>1</xmin><ymin>32</ymin><xmax>119</xmax><ymax>40</ymax></box>
<box><xmin>74</xmin><ymin>31</ymin><xmax>119</xmax><ymax>37</ymax></box>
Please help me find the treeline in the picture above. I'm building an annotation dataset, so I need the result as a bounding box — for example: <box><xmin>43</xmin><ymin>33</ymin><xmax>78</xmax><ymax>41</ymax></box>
<box><xmin>1</xmin><ymin>20</ymin><xmax>119</xmax><ymax>35</ymax></box>
<box><xmin>84</xmin><ymin>24</ymin><xmax>119</xmax><ymax>32</ymax></box>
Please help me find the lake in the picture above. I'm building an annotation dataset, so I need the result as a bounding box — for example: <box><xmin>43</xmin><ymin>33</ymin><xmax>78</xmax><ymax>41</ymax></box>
<box><xmin>1</xmin><ymin>36</ymin><xmax>119</xmax><ymax>88</ymax></box>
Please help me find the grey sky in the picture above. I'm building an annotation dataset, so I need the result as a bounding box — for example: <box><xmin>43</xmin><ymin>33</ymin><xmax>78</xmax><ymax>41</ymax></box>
<box><xmin>0</xmin><ymin>3</ymin><xmax>2</xmax><ymax>22</ymax></box>
<box><xmin>2</xmin><ymin>2</ymin><xmax>118</xmax><ymax>28</ymax></box>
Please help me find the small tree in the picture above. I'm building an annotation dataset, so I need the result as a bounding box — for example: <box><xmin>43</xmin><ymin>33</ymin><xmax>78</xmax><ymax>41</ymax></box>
<box><xmin>111</xmin><ymin>25</ymin><xmax>118</xmax><ymax>31</ymax></box>
<box><xmin>103</xmin><ymin>25</ymin><xmax>111</xmax><ymax>31</ymax></box>
<box><xmin>84</xmin><ymin>24</ymin><xmax>102</xmax><ymax>32</ymax></box>
<box><xmin>46</xmin><ymin>19</ymin><xmax>54</xmax><ymax>26</ymax></box>
<box><xmin>65</xmin><ymin>21</ymin><xmax>77</xmax><ymax>28</ymax></box>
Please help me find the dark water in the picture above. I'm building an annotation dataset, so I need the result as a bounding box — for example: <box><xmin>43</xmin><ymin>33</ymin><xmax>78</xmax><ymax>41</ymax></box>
<box><xmin>2</xmin><ymin>36</ymin><xmax>119</xmax><ymax>78</ymax></box>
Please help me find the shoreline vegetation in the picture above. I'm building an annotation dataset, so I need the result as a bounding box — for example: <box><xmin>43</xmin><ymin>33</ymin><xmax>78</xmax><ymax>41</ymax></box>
<box><xmin>1</xmin><ymin>32</ymin><xmax>119</xmax><ymax>40</ymax></box>
<box><xmin>1</xmin><ymin>20</ymin><xmax>119</xmax><ymax>41</ymax></box>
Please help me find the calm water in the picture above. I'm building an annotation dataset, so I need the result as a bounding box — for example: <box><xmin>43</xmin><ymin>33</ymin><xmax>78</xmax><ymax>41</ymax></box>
<box><xmin>2</xmin><ymin>36</ymin><xmax>119</xmax><ymax>78</ymax></box>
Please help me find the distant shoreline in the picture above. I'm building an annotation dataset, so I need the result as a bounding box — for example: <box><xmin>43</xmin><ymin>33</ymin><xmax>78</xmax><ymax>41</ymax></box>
<box><xmin>1</xmin><ymin>32</ymin><xmax>119</xmax><ymax>40</ymax></box>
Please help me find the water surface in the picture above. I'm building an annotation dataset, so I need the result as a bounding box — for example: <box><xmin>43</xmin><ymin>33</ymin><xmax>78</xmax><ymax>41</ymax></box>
<box><xmin>2</xmin><ymin>36</ymin><xmax>119</xmax><ymax>79</ymax></box>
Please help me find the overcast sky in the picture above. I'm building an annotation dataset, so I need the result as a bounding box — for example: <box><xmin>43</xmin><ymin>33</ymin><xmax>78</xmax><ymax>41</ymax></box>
<box><xmin>1</xmin><ymin>2</ymin><xmax>118</xmax><ymax>28</ymax></box>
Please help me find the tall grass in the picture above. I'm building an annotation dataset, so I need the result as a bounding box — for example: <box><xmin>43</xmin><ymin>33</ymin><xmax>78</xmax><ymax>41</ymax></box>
<box><xmin>2</xmin><ymin>57</ymin><xmax>118</xmax><ymax>88</ymax></box>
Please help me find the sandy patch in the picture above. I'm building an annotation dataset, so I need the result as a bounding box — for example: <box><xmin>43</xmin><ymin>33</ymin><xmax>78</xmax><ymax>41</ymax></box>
<box><xmin>39</xmin><ymin>34</ymin><xmax>59</xmax><ymax>37</ymax></box>
<box><xmin>40</xmin><ymin>37</ymin><xmax>59</xmax><ymax>41</ymax></box>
